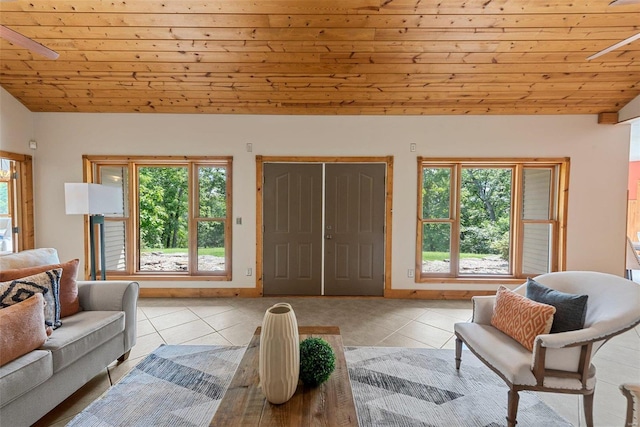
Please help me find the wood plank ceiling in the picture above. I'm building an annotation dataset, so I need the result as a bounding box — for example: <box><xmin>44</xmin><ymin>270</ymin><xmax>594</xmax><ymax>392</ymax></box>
<box><xmin>0</xmin><ymin>0</ymin><xmax>639</xmax><ymax>115</ymax></box>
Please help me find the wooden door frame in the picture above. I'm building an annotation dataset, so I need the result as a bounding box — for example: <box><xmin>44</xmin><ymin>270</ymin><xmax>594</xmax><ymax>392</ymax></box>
<box><xmin>256</xmin><ymin>156</ymin><xmax>394</xmax><ymax>297</ymax></box>
<box><xmin>0</xmin><ymin>150</ymin><xmax>35</xmax><ymax>251</ymax></box>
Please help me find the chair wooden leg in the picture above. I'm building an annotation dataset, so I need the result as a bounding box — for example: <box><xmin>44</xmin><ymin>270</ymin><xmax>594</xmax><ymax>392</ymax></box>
<box><xmin>583</xmin><ymin>390</ymin><xmax>595</xmax><ymax>427</ymax></box>
<box><xmin>507</xmin><ymin>389</ymin><xmax>519</xmax><ymax>427</ymax></box>
<box><xmin>455</xmin><ymin>337</ymin><xmax>462</xmax><ymax>369</ymax></box>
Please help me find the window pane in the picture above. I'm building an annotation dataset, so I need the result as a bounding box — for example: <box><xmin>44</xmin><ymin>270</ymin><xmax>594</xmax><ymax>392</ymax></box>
<box><xmin>100</xmin><ymin>166</ymin><xmax>128</xmax><ymax>271</ymax></box>
<box><xmin>0</xmin><ymin>182</ymin><xmax>8</xmax><ymax>215</ymax></box>
<box><xmin>138</xmin><ymin>166</ymin><xmax>189</xmax><ymax>272</ymax></box>
<box><xmin>522</xmin><ymin>223</ymin><xmax>552</xmax><ymax>275</ymax></box>
<box><xmin>459</xmin><ymin>168</ymin><xmax>511</xmax><ymax>275</ymax></box>
<box><xmin>104</xmin><ymin>220</ymin><xmax>126</xmax><ymax>271</ymax></box>
<box><xmin>422</xmin><ymin>222</ymin><xmax>451</xmax><ymax>274</ymax></box>
<box><xmin>197</xmin><ymin>221</ymin><xmax>225</xmax><ymax>272</ymax></box>
<box><xmin>199</xmin><ymin>166</ymin><xmax>227</xmax><ymax>218</ymax></box>
<box><xmin>522</xmin><ymin>168</ymin><xmax>552</xmax><ymax>220</ymax></box>
<box><xmin>422</xmin><ymin>168</ymin><xmax>451</xmax><ymax>219</ymax></box>
<box><xmin>100</xmin><ymin>166</ymin><xmax>128</xmax><ymax>217</ymax></box>
<box><xmin>0</xmin><ymin>184</ymin><xmax>11</xmax><ymax>250</ymax></box>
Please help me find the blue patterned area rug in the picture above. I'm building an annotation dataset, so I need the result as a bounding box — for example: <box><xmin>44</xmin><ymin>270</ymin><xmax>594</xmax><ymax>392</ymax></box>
<box><xmin>69</xmin><ymin>345</ymin><xmax>571</xmax><ymax>427</ymax></box>
<box><xmin>345</xmin><ymin>346</ymin><xmax>572</xmax><ymax>427</ymax></box>
<box><xmin>67</xmin><ymin>345</ymin><xmax>245</xmax><ymax>427</ymax></box>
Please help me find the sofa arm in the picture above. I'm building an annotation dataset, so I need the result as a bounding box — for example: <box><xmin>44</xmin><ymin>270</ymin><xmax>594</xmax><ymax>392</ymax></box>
<box><xmin>471</xmin><ymin>295</ymin><xmax>495</xmax><ymax>325</ymax></box>
<box><xmin>77</xmin><ymin>280</ymin><xmax>139</xmax><ymax>354</ymax></box>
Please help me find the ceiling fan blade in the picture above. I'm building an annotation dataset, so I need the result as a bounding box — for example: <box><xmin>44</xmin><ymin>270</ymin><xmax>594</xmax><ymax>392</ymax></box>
<box><xmin>587</xmin><ymin>32</ymin><xmax>640</xmax><ymax>60</ymax></box>
<box><xmin>0</xmin><ymin>25</ymin><xmax>59</xmax><ymax>59</ymax></box>
<box><xmin>609</xmin><ymin>0</ymin><xmax>640</xmax><ymax>5</ymax></box>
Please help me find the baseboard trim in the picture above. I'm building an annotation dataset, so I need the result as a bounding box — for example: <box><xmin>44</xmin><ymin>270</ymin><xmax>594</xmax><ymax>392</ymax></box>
<box><xmin>384</xmin><ymin>289</ymin><xmax>495</xmax><ymax>299</ymax></box>
<box><xmin>140</xmin><ymin>287</ymin><xmax>495</xmax><ymax>299</ymax></box>
<box><xmin>140</xmin><ymin>288</ymin><xmax>262</xmax><ymax>298</ymax></box>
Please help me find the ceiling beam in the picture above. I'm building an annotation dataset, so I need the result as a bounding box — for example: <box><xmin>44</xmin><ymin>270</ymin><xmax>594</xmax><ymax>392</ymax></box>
<box><xmin>598</xmin><ymin>112</ymin><xmax>620</xmax><ymax>124</ymax></box>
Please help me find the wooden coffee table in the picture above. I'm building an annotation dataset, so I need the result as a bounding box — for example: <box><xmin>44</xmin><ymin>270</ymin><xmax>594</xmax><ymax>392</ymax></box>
<box><xmin>210</xmin><ymin>326</ymin><xmax>358</xmax><ymax>426</ymax></box>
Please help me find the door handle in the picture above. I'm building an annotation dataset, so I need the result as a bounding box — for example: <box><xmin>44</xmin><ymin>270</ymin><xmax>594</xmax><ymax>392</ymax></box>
<box><xmin>325</xmin><ymin>234</ymin><xmax>333</xmax><ymax>239</ymax></box>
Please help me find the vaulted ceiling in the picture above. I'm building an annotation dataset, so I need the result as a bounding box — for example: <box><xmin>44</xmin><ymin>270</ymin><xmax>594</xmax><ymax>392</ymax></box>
<box><xmin>1</xmin><ymin>0</ymin><xmax>639</xmax><ymax>115</ymax></box>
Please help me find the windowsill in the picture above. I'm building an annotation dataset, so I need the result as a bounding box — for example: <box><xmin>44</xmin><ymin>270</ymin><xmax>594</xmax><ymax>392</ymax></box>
<box><xmin>91</xmin><ymin>274</ymin><xmax>232</xmax><ymax>281</ymax></box>
<box><xmin>417</xmin><ymin>276</ymin><xmax>529</xmax><ymax>285</ymax></box>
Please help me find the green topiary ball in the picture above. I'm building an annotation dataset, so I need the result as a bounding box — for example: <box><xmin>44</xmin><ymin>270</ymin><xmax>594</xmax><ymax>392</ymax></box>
<box><xmin>299</xmin><ymin>337</ymin><xmax>336</xmax><ymax>387</ymax></box>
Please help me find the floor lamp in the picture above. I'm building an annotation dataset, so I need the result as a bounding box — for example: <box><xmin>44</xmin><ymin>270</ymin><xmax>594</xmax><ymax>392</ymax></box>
<box><xmin>65</xmin><ymin>183</ymin><xmax>123</xmax><ymax>280</ymax></box>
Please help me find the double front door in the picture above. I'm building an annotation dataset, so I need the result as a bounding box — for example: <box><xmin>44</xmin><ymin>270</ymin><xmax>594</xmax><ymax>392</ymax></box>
<box><xmin>263</xmin><ymin>163</ymin><xmax>385</xmax><ymax>296</ymax></box>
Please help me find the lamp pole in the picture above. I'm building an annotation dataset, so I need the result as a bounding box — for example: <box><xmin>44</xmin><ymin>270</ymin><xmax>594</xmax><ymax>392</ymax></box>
<box><xmin>89</xmin><ymin>214</ymin><xmax>106</xmax><ymax>280</ymax></box>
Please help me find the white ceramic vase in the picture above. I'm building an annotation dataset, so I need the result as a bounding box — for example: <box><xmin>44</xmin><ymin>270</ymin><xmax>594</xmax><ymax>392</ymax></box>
<box><xmin>259</xmin><ymin>302</ymin><xmax>300</xmax><ymax>404</ymax></box>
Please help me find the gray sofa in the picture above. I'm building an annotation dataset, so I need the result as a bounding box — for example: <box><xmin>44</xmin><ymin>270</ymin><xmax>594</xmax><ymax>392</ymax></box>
<box><xmin>0</xmin><ymin>279</ymin><xmax>139</xmax><ymax>426</ymax></box>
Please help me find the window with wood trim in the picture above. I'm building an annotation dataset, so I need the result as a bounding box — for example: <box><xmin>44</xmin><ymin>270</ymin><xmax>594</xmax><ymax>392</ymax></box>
<box><xmin>416</xmin><ymin>158</ymin><xmax>568</xmax><ymax>282</ymax></box>
<box><xmin>86</xmin><ymin>156</ymin><xmax>232</xmax><ymax>280</ymax></box>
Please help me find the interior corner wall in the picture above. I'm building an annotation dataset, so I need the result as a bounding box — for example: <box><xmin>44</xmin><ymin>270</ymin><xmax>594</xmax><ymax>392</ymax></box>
<box><xmin>0</xmin><ymin>87</ymin><xmax>35</xmax><ymax>153</ymax></box>
<box><xmin>21</xmin><ymin>109</ymin><xmax>630</xmax><ymax>291</ymax></box>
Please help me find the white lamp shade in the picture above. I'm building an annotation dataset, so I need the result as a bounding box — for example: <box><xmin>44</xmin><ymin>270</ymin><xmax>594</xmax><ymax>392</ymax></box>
<box><xmin>65</xmin><ymin>183</ymin><xmax>123</xmax><ymax>215</ymax></box>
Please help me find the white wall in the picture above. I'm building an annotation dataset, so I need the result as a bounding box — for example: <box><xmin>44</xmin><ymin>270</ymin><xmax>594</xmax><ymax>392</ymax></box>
<box><xmin>0</xmin><ymin>87</ymin><xmax>34</xmax><ymax>153</ymax></box>
<box><xmin>1</xmin><ymin>89</ymin><xmax>632</xmax><ymax>290</ymax></box>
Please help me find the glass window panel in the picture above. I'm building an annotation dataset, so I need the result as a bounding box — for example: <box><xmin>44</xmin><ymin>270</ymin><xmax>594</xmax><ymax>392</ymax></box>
<box><xmin>522</xmin><ymin>223</ymin><xmax>552</xmax><ymax>275</ymax></box>
<box><xmin>0</xmin><ymin>182</ymin><xmax>8</xmax><ymax>215</ymax></box>
<box><xmin>197</xmin><ymin>221</ymin><xmax>225</xmax><ymax>272</ymax></box>
<box><xmin>422</xmin><ymin>222</ymin><xmax>451</xmax><ymax>274</ymax></box>
<box><xmin>138</xmin><ymin>166</ymin><xmax>189</xmax><ymax>272</ymax></box>
<box><xmin>1</xmin><ymin>160</ymin><xmax>15</xmax><ymax>253</ymax></box>
<box><xmin>459</xmin><ymin>168</ymin><xmax>512</xmax><ymax>275</ymax></box>
<box><xmin>522</xmin><ymin>168</ymin><xmax>552</xmax><ymax>220</ymax></box>
<box><xmin>422</xmin><ymin>168</ymin><xmax>451</xmax><ymax>219</ymax></box>
<box><xmin>0</xmin><ymin>159</ymin><xmax>11</xmax><ymax>181</ymax></box>
<box><xmin>100</xmin><ymin>166</ymin><xmax>128</xmax><ymax>218</ymax></box>
<box><xmin>0</xmin><ymin>216</ymin><xmax>11</xmax><ymax>253</ymax></box>
<box><xmin>104</xmin><ymin>220</ymin><xmax>126</xmax><ymax>271</ymax></box>
<box><xmin>199</xmin><ymin>166</ymin><xmax>227</xmax><ymax>218</ymax></box>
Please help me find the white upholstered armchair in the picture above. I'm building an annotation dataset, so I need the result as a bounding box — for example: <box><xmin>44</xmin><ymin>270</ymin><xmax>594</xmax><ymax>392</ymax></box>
<box><xmin>621</xmin><ymin>383</ymin><xmax>639</xmax><ymax>427</ymax></box>
<box><xmin>626</xmin><ymin>237</ymin><xmax>640</xmax><ymax>281</ymax></box>
<box><xmin>454</xmin><ymin>271</ymin><xmax>640</xmax><ymax>427</ymax></box>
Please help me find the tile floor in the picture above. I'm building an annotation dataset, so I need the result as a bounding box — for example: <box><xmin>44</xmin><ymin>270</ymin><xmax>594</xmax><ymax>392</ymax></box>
<box><xmin>34</xmin><ymin>297</ymin><xmax>639</xmax><ymax>427</ymax></box>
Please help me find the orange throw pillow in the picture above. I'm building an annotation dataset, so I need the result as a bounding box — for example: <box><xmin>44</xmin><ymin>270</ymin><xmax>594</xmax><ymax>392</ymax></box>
<box><xmin>0</xmin><ymin>293</ymin><xmax>49</xmax><ymax>366</ymax></box>
<box><xmin>0</xmin><ymin>259</ymin><xmax>80</xmax><ymax>318</ymax></box>
<box><xmin>491</xmin><ymin>285</ymin><xmax>556</xmax><ymax>352</ymax></box>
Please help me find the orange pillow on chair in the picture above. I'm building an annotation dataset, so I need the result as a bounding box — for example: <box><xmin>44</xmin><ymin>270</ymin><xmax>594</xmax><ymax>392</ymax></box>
<box><xmin>491</xmin><ymin>285</ymin><xmax>556</xmax><ymax>352</ymax></box>
<box><xmin>0</xmin><ymin>259</ymin><xmax>80</xmax><ymax>318</ymax></box>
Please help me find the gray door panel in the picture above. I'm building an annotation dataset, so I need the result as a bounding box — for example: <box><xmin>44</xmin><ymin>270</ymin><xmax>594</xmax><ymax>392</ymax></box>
<box><xmin>324</xmin><ymin>164</ymin><xmax>385</xmax><ymax>296</ymax></box>
<box><xmin>263</xmin><ymin>163</ymin><xmax>322</xmax><ymax>295</ymax></box>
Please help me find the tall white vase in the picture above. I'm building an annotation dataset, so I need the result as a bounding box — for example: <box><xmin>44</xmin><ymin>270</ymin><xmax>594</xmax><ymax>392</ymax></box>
<box><xmin>259</xmin><ymin>302</ymin><xmax>300</xmax><ymax>404</ymax></box>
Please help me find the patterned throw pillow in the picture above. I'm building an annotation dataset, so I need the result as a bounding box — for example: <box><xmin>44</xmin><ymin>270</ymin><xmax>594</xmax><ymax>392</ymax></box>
<box><xmin>0</xmin><ymin>259</ymin><xmax>80</xmax><ymax>318</ymax></box>
<box><xmin>491</xmin><ymin>285</ymin><xmax>556</xmax><ymax>351</ymax></box>
<box><xmin>0</xmin><ymin>268</ymin><xmax>62</xmax><ymax>329</ymax></box>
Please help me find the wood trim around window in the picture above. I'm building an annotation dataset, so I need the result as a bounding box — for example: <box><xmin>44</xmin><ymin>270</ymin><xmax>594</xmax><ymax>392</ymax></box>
<box><xmin>83</xmin><ymin>155</ymin><xmax>233</xmax><ymax>281</ymax></box>
<box><xmin>416</xmin><ymin>157</ymin><xmax>570</xmax><ymax>284</ymax></box>
<box><xmin>0</xmin><ymin>150</ymin><xmax>35</xmax><ymax>251</ymax></box>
